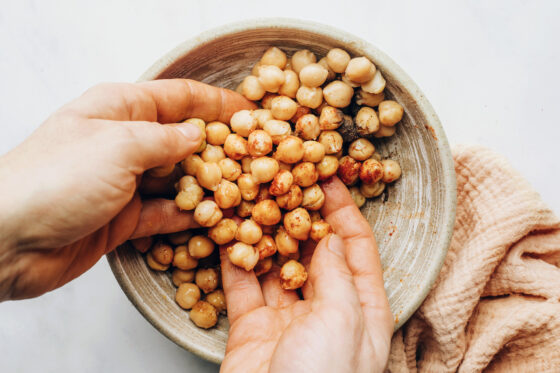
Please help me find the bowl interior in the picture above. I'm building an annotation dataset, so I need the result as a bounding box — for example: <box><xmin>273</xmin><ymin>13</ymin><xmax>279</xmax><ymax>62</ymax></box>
<box><xmin>108</xmin><ymin>20</ymin><xmax>456</xmax><ymax>364</ymax></box>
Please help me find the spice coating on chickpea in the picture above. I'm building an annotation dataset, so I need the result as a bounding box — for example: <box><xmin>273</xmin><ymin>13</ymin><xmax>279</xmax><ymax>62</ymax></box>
<box><xmin>349</xmin><ymin>186</ymin><xmax>366</xmax><ymax>208</ymax></box>
<box><xmin>280</xmin><ymin>260</ymin><xmax>308</xmax><ymax>290</ymax></box>
<box><xmin>348</xmin><ymin>138</ymin><xmax>375</xmax><ymax>161</ymax></box>
<box><xmin>206</xmin><ymin>289</ymin><xmax>227</xmax><ymax>314</ymax></box>
<box><xmin>337</xmin><ymin>156</ymin><xmax>361</xmax><ymax>185</ymax></box>
<box><xmin>284</xmin><ymin>207</ymin><xmax>312</xmax><ymax>240</ymax></box>
<box><xmin>302</xmin><ymin>141</ymin><xmax>325</xmax><ymax>163</ymax></box>
<box><xmin>218</xmin><ymin>158</ymin><xmax>242</xmax><ymax>181</ymax></box>
<box><xmin>278</xmin><ymin>70</ymin><xmax>300</xmax><ymax>98</ymax></box>
<box><xmin>318</xmin><ymin>131</ymin><xmax>343</xmax><ymax>155</ymax></box>
<box><xmin>252</xmin><ymin>199</ymin><xmax>282</xmax><ymax>226</ymax></box>
<box><xmin>355</xmin><ymin>107</ymin><xmax>380</xmax><ymax>135</ymax></box>
<box><xmin>176</xmin><ymin>283</ymin><xmax>201</xmax><ymax>310</ymax></box>
<box><xmin>319</xmin><ymin>106</ymin><xmax>344</xmax><ymax>130</ymax></box>
<box><xmin>291</xmin><ymin>49</ymin><xmax>316</xmax><ymax>74</ymax></box>
<box><xmin>237</xmin><ymin>173</ymin><xmax>259</xmax><ymax>201</ymax></box>
<box><xmin>292</xmin><ymin>162</ymin><xmax>319</xmax><ymax>187</ymax></box>
<box><xmin>189</xmin><ymin>301</ymin><xmax>218</xmax><ymax>329</ymax></box>
<box><xmin>255</xmin><ymin>235</ymin><xmax>277</xmax><ymax>259</ymax></box>
<box><xmin>242</xmin><ymin>75</ymin><xmax>266</xmax><ymax>101</ymax></box>
<box><xmin>227</xmin><ymin>242</ymin><xmax>260</xmax><ymax>271</ymax></box>
<box><xmin>146</xmin><ymin>251</ymin><xmax>169</xmax><ymax>271</ymax></box>
<box><xmin>208</xmin><ymin>218</ymin><xmax>238</xmax><ymax>245</ymax></box>
<box><xmin>295</xmin><ymin>114</ymin><xmax>320</xmax><ymax>141</ymax></box>
<box><xmin>381</xmin><ymin>159</ymin><xmax>402</xmax><ymax>183</ymax></box>
<box><xmin>250</xmin><ymin>156</ymin><xmax>279</xmax><ymax>184</ymax></box>
<box><xmin>296</xmin><ymin>86</ymin><xmax>323</xmax><ymax>109</ymax></box>
<box><xmin>247</xmin><ymin>129</ymin><xmax>273</xmax><ymax>158</ymax></box>
<box><xmin>322</xmin><ymin>81</ymin><xmax>353</xmax><ymax>108</ymax></box>
<box><xmin>359</xmin><ymin>158</ymin><xmax>384</xmax><ymax>184</ymax></box>
<box><xmin>195</xmin><ymin>268</ymin><xmax>219</xmax><ymax>294</ymax></box>
<box><xmin>275</xmin><ymin>226</ymin><xmax>299</xmax><ymax>256</ymax></box>
<box><xmin>299</xmin><ymin>63</ymin><xmax>328</xmax><ymax>88</ymax></box>
<box><xmin>310</xmin><ymin>220</ymin><xmax>334</xmax><ymax>242</ymax></box>
<box><xmin>236</xmin><ymin>219</ymin><xmax>263</xmax><ymax>245</ymax></box>
<box><xmin>263</xmin><ymin>119</ymin><xmax>292</xmax><ymax>144</ymax></box>
<box><xmin>223</xmin><ymin>134</ymin><xmax>249</xmax><ymax>160</ymax></box>
<box><xmin>194</xmin><ymin>200</ymin><xmax>223</xmax><ymax>227</ymax></box>
<box><xmin>214</xmin><ymin>180</ymin><xmax>241</xmax><ymax>209</ymax></box>
<box><xmin>276</xmin><ymin>184</ymin><xmax>303</xmax><ymax>210</ymax></box>
<box><xmin>172</xmin><ymin>268</ymin><xmax>195</xmax><ymax>287</ymax></box>
<box><xmin>270</xmin><ymin>96</ymin><xmax>298</xmax><ymax>121</ymax></box>
<box><xmin>205</xmin><ymin>121</ymin><xmax>230</xmax><ymax>145</ymax></box>
<box><xmin>360</xmin><ymin>181</ymin><xmax>386</xmax><ymax>198</ymax></box>
<box><xmin>269</xmin><ymin>169</ymin><xmax>294</xmax><ymax>196</ymax></box>
<box><xmin>260</xmin><ymin>46</ymin><xmax>287</xmax><ymax>69</ymax></box>
<box><xmin>378</xmin><ymin>100</ymin><xmax>404</xmax><ymax>126</ymax></box>
<box><xmin>275</xmin><ymin>136</ymin><xmax>304</xmax><ymax>164</ymax></box>
<box><xmin>254</xmin><ymin>257</ymin><xmax>273</xmax><ymax>277</ymax></box>
<box><xmin>326</xmin><ymin>48</ymin><xmax>351</xmax><ymax>73</ymax></box>
<box><xmin>151</xmin><ymin>241</ymin><xmax>174</xmax><ymax>265</ymax></box>
<box><xmin>316</xmin><ymin>155</ymin><xmax>339</xmax><ymax>180</ymax></box>
<box><xmin>173</xmin><ymin>245</ymin><xmax>198</xmax><ymax>270</ymax></box>
<box><xmin>302</xmin><ymin>184</ymin><xmax>326</xmax><ymax>211</ymax></box>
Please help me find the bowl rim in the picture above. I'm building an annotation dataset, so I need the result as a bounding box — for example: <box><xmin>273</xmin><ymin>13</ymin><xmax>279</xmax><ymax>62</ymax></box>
<box><xmin>108</xmin><ymin>17</ymin><xmax>457</xmax><ymax>364</ymax></box>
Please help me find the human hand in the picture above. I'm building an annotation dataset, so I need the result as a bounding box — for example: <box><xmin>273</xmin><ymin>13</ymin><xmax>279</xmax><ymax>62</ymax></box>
<box><xmin>0</xmin><ymin>79</ymin><xmax>255</xmax><ymax>300</ymax></box>
<box><xmin>220</xmin><ymin>177</ymin><xmax>393</xmax><ymax>373</ymax></box>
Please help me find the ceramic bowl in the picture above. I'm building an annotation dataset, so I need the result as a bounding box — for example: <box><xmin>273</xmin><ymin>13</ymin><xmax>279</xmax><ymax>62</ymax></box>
<box><xmin>107</xmin><ymin>18</ymin><xmax>456</xmax><ymax>364</ymax></box>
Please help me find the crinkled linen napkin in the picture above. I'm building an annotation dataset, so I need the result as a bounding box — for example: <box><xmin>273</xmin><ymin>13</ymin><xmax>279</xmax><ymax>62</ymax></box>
<box><xmin>387</xmin><ymin>145</ymin><xmax>560</xmax><ymax>373</ymax></box>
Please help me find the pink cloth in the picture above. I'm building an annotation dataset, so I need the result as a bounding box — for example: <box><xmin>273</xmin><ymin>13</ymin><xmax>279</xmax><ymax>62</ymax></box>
<box><xmin>387</xmin><ymin>145</ymin><xmax>560</xmax><ymax>372</ymax></box>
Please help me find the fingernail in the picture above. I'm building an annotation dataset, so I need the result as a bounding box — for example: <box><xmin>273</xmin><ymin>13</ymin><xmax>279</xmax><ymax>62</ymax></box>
<box><xmin>176</xmin><ymin>123</ymin><xmax>201</xmax><ymax>142</ymax></box>
<box><xmin>326</xmin><ymin>234</ymin><xmax>345</xmax><ymax>258</ymax></box>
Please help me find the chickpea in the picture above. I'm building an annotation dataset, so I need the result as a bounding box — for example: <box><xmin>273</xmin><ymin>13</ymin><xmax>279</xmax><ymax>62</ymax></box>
<box><xmin>290</xmin><ymin>104</ymin><xmax>311</xmax><ymax>124</ymax></box>
<box><xmin>302</xmin><ymin>184</ymin><xmax>325</xmax><ymax>211</ymax></box>
<box><xmin>371</xmin><ymin>152</ymin><xmax>382</xmax><ymax>161</ymax></box>
<box><xmin>214</xmin><ymin>180</ymin><xmax>241</xmax><ymax>209</ymax></box>
<box><xmin>194</xmin><ymin>162</ymin><xmax>221</xmax><ymax>192</ymax></box>
<box><xmin>316</xmin><ymin>155</ymin><xmax>339</xmax><ymax>180</ymax></box>
<box><xmin>208</xmin><ymin>218</ymin><xmax>237</xmax><ymax>245</ymax></box>
<box><xmin>292</xmin><ymin>162</ymin><xmax>319</xmax><ymax>187</ymax></box>
<box><xmin>378</xmin><ymin>100</ymin><xmax>404</xmax><ymax>126</ymax></box>
<box><xmin>236</xmin><ymin>200</ymin><xmax>255</xmax><ymax>218</ymax></box>
<box><xmin>275</xmin><ymin>226</ymin><xmax>299</xmax><ymax>256</ymax></box>
<box><xmin>349</xmin><ymin>186</ymin><xmax>366</xmax><ymax>208</ymax></box>
<box><xmin>258</xmin><ymin>65</ymin><xmax>286</xmax><ymax>93</ymax></box>
<box><xmin>348</xmin><ymin>138</ymin><xmax>375</xmax><ymax>161</ymax></box>
<box><xmin>255</xmin><ymin>183</ymin><xmax>271</xmax><ymax>202</ymax></box>
<box><xmin>195</xmin><ymin>268</ymin><xmax>219</xmax><ymax>294</ymax></box>
<box><xmin>172</xmin><ymin>268</ymin><xmax>195</xmax><ymax>287</ymax></box>
<box><xmin>299</xmin><ymin>63</ymin><xmax>328</xmax><ymax>88</ymax></box>
<box><xmin>255</xmin><ymin>235</ymin><xmax>277</xmax><ymax>259</ymax></box>
<box><xmin>175</xmin><ymin>175</ymin><xmax>197</xmax><ymax>193</ymax></box>
<box><xmin>146</xmin><ymin>251</ymin><xmax>169</xmax><ymax>271</ymax></box>
<box><xmin>201</xmin><ymin>144</ymin><xmax>226</xmax><ymax>163</ymax></box>
<box><xmin>168</xmin><ymin>231</ymin><xmax>192</xmax><ymax>246</ymax></box>
<box><xmin>249</xmin><ymin>156</ymin><xmax>278</xmax><ymax>184</ymax></box>
<box><xmin>151</xmin><ymin>241</ymin><xmax>174</xmax><ymax>265</ymax></box>
<box><xmin>271</xmin><ymin>96</ymin><xmax>298</xmax><ymax>121</ymax></box>
<box><xmin>381</xmin><ymin>159</ymin><xmax>402</xmax><ymax>183</ymax></box>
<box><xmin>360</xmin><ymin>158</ymin><xmax>384</xmax><ymax>184</ymax></box>
<box><xmin>236</xmin><ymin>219</ymin><xmax>263</xmax><ymax>245</ymax></box>
<box><xmin>237</xmin><ymin>173</ymin><xmax>259</xmax><ymax>201</ymax></box>
<box><xmin>355</xmin><ymin>107</ymin><xmax>380</xmax><ymax>135</ymax></box>
<box><xmin>275</xmin><ymin>136</ymin><xmax>304</xmax><ymax>164</ymax></box>
<box><xmin>227</xmin><ymin>242</ymin><xmax>259</xmax><ymax>271</ymax></box>
<box><xmin>291</xmin><ymin>49</ymin><xmax>316</xmax><ymax>74</ymax></box>
<box><xmin>147</xmin><ymin>164</ymin><xmax>175</xmax><ymax>178</ymax></box>
<box><xmin>184</xmin><ymin>118</ymin><xmax>207</xmax><ymax>153</ymax></box>
<box><xmin>268</xmin><ymin>169</ymin><xmax>293</xmax><ymax>196</ymax></box>
<box><xmin>235</xmin><ymin>80</ymin><xmax>244</xmax><ymax>94</ymax></box>
<box><xmin>310</xmin><ymin>220</ymin><xmax>333</xmax><ymax>242</ymax></box>
<box><xmin>205</xmin><ymin>121</ymin><xmax>230</xmax><ymax>146</ymax></box>
<box><xmin>318</xmin><ymin>131</ymin><xmax>343</xmax><ymax>155</ymax></box>
<box><xmin>261</xmin><ymin>224</ymin><xmax>277</xmax><ymax>235</ymax></box>
<box><xmin>341</xmin><ymin>73</ymin><xmax>360</xmax><ymax>88</ymax></box>
<box><xmin>360</xmin><ymin>181</ymin><xmax>385</xmax><ymax>198</ymax></box>
<box><xmin>218</xmin><ymin>158</ymin><xmax>242</xmax><ymax>181</ymax></box>
<box><xmin>347</xmin><ymin>57</ymin><xmax>376</xmax><ymax>83</ymax></box>
<box><xmin>326</xmin><ymin>48</ymin><xmax>351</xmax><ymax>73</ymax></box>
<box><xmin>253</xmin><ymin>109</ymin><xmax>273</xmax><ymax>129</ymax></box>
<box><xmin>283</xmin><ymin>207</ymin><xmax>312</xmax><ymax>240</ymax></box>
<box><xmin>337</xmin><ymin>156</ymin><xmax>361</xmax><ymax>185</ymax></box>
<box><xmin>247</xmin><ymin>129</ymin><xmax>273</xmax><ymax>157</ymax></box>
<box><xmin>263</xmin><ymin>119</ymin><xmax>292</xmax><ymax>144</ymax></box>
<box><xmin>302</xmin><ymin>141</ymin><xmax>326</xmax><ymax>163</ymax></box>
<box><xmin>261</xmin><ymin>93</ymin><xmax>279</xmax><ymax>110</ymax></box>
<box><xmin>254</xmin><ymin>257</ymin><xmax>273</xmax><ymax>277</ymax></box>
<box><xmin>182</xmin><ymin>154</ymin><xmax>203</xmax><ymax>176</ymax></box>
<box><xmin>276</xmin><ymin>251</ymin><xmax>300</xmax><ymax>266</ymax></box>
<box><xmin>278</xmin><ymin>70</ymin><xmax>300</xmax><ymax>98</ymax></box>
<box><xmin>189</xmin><ymin>301</ymin><xmax>218</xmax><ymax>329</ymax></box>
<box><xmin>224</xmin><ymin>134</ymin><xmax>249</xmax><ymax>160</ymax></box>
<box><xmin>319</xmin><ymin>106</ymin><xmax>344</xmax><ymax>130</ymax></box>
<box><xmin>187</xmin><ymin>235</ymin><xmax>215</xmax><ymax>259</ymax></box>
<box><xmin>309</xmin><ymin>211</ymin><xmax>322</xmax><ymax>222</ymax></box>
<box><xmin>374</xmin><ymin>125</ymin><xmax>397</xmax><ymax>138</ymax></box>
<box><xmin>296</xmin><ymin>86</ymin><xmax>323</xmax><ymax>109</ymax></box>
<box><xmin>230</xmin><ymin>110</ymin><xmax>257</xmax><ymax>137</ymax></box>
<box><xmin>278</xmin><ymin>161</ymin><xmax>293</xmax><ymax>171</ymax></box>
<box><xmin>194</xmin><ymin>200</ymin><xmax>223</xmax><ymax>227</ymax></box>
<box><xmin>260</xmin><ymin>46</ymin><xmax>287</xmax><ymax>69</ymax></box>
<box><xmin>173</xmin><ymin>245</ymin><xmax>198</xmax><ymax>270</ymax></box>
<box><xmin>280</xmin><ymin>260</ymin><xmax>308</xmax><ymax>290</ymax></box>
<box><xmin>176</xmin><ymin>283</ymin><xmax>201</xmax><ymax>310</ymax></box>
<box><xmin>175</xmin><ymin>182</ymin><xmax>204</xmax><ymax>210</ymax></box>
<box><xmin>355</xmin><ymin>89</ymin><xmax>385</xmax><ymax>107</ymax></box>
<box><xmin>252</xmin><ymin>199</ymin><xmax>282</xmax><ymax>226</ymax></box>
<box><xmin>206</xmin><ymin>289</ymin><xmax>227</xmax><ymax>314</ymax></box>
<box><xmin>241</xmin><ymin>157</ymin><xmax>253</xmax><ymax>173</ymax></box>
<box><xmin>318</xmin><ymin>57</ymin><xmax>336</xmax><ymax>81</ymax></box>
<box><xmin>276</xmin><ymin>185</ymin><xmax>303</xmax><ymax>210</ymax></box>
<box><xmin>361</xmin><ymin>69</ymin><xmax>385</xmax><ymax>94</ymax></box>
<box><xmin>295</xmin><ymin>113</ymin><xmax>320</xmax><ymax>140</ymax></box>
<box><xmin>322</xmin><ymin>81</ymin><xmax>353</xmax><ymax>108</ymax></box>
<box><xmin>251</xmin><ymin>61</ymin><xmax>262</xmax><ymax>76</ymax></box>
<box><xmin>242</xmin><ymin>75</ymin><xmax>266</xmax><ymax>101</ymax></box>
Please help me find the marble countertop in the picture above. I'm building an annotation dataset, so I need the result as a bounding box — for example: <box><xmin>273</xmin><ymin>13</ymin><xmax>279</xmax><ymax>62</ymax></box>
<box><xmin>1</xmin><ymin>1</ymin><xmax>559</xmax><ymax>372</ymax></box>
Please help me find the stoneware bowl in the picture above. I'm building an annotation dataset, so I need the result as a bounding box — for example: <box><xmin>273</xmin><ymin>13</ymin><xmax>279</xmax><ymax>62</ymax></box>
<box><xmin>107</xmin><ymin>18</ymin><xmax>456</xmax><ymax>364</ymax></box>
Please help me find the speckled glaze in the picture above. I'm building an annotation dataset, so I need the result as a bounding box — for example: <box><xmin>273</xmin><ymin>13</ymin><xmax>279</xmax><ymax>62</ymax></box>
<box><xmin>107</xmin><ymin>18</ymin><xmax>457</xmax><ymax>364</ymax></box>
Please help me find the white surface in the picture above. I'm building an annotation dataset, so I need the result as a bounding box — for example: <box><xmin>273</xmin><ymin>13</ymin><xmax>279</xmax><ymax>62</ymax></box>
<box><xmin>1</xmin><ymin>1</ymin><xmax>559</xmax><ymax>372</ymax></box>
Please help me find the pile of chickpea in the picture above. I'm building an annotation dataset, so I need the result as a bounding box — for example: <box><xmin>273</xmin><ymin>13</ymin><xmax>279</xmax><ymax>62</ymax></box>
<box><xmin>142</xmin><ymin>46</ymin><xmax>403</xmax><ymax>329</ymax></box>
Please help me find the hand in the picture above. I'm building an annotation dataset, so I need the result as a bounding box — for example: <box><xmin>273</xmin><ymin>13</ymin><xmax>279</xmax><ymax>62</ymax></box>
<box><xmin>220</xmin><ymin>177</ymin><xmax>393</xmax><ymax>373</ymax></box>
<box><xmin>0</xmin><ymin>79</ymin><xmax>255</xmax><ymax>300</ymax></box>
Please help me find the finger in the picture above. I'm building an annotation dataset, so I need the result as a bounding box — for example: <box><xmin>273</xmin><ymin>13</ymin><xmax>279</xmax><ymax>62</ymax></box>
<box><xmin>300</xmin><ymin>240</ymin><xmax>316</xmax><ymax>299</ymax></box>
<box><xmin>260</xmin><ymin>265</ymin><xmax>299</xmax><ymax>308</ymax></box>
<box><xmin>219</xmin><ymin>246</ymin><xmax>265</xmax><ymax>325</ymax></box>
<box><xmin>138</xmin><ymin>167</ymin><xmax>182</xmax><ymax>197</ymax></box>
<box><xmin>321</xmin><ymin>177</ymin><xmax>393</xmax><ymax>337</ymax></box>
<box><xmin>129</xmin><ymin>198</ymin><xmax>198</xmax><ymax>239</ymax></box>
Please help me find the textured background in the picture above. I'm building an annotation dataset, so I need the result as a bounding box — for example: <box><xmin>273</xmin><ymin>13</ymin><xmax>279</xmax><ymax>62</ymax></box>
<box><xmin>1</xmin><ymin>1</ymin><xmax>559</xmax><ymax>372</ymax></box>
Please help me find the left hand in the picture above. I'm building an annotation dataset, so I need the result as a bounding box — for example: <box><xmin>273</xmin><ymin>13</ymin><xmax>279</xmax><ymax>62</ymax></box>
<box><xmin>0</xmin><ymin>79</ymin><xmax>255</xmax><ymax>300</ymax></box>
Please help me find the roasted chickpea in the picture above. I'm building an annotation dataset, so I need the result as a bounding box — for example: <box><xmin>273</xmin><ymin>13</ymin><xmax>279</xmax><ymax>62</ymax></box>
<box><xmin>299</xmin><ymin>63</ymin><xmax>328</xmax><ymax>88</ymax></box>
<box><xmin>184</xmin><ymin>118</ymin><xmax>207</xmax><ymax>153</ymax></box>
<box><xmin>218</xmin><ymin>158</ymin><xmax>242</xmax><ymax>181</ymax></box>
<box><xmin>337</xmin><ymin>156</ymin><xmax>361</xmax><ymax>185</ymax></box>
<box><xmin>182</xmin><ymin>154</ymin><xmax>203</xmax><ymax>176</ymax></box>
<box><xmin>261</xmin><ymin>46</ymin><xmax>287</xmax><ymax>69</ymax></box>
<box><xmin>302</xmin><ymin>141</ymin><xmax>326</xmax><ymax>163</ymax></box>
<box><xmin>253</xmin><ymin>109</ymin><xmax>273</xmax><ymax>128</ymax></box>
<box><xmin>360</xmin><ymin>158</ymin><xmax>384</xmax><ymax>184</ymax></box>
<box><xmin>247</xmin><ymin>130</ymin><xmax>273</xmax><ymax>157</ymax></box>
<box><xmin>194</xmin><ymin>200</ymin><xmax>223</xmax><ymax>227</ymax></box>
<box><xmin>360</xmin><ymin>181</ymin><xmax>385</xmax><ymax>198</ymax></box>
<box><xmin>371</xmin><ymin>152</ymin><xmax>382</xmax><ymax>161</ymax></box>
<box><xmin>146</xmin><ymin>251</ymin><xmax>169</xmax><ymax>271</ymax></box>
<box><xmin>310</xmin><ymin>220</ymin><xmax>333</xmax><ymax>242</ymax></box>
<box><xmin>173</xmin><ymin>245</ymin><xmax>198</xmax><ymax>270</ymax></box>
<box><xmin>349</xmin><ymin>186</ymin><xmax>366</xmax><ymax>208</ymax></box>
<box><xmin>381</xmin><ymin>159</ymin><xmax>402</xmax><ymax>183</ymax></box>
<box><xmin>355</xmin><ymin>89</ymin><xmax>385</xmax><ymax>107</ymax></box>
<box><xmin>378</xmin><ymin>100</ymin><xmax>404</xmax><ymax>126</ymax></box>
<box><xmin>194</xmin><ymin>161</ymin><xmax>221</xmax><ymax>191</ymax></box>
<box><xmin>201</xmin><ymin>144</ymin><xmax>226</xmax><ymax>163</ymax></box>
<box><xmin>278</xmin><ymin>70</ymin><xmax>300</xmax><ymax>98</ymax></box>
<box><xmin>355</xmin><ymin>107</ymin><xmax>380</xmax><ymax>135</ymax></box>
<box><xmin>252</xmin><ymin>60</ymin><xmax>263</xmax><ymax>76</ymax></box>
<box><xmin>263</xmin><ymin>119</ymin><xmax>292</xmax><ymax>144</ymax></box>
<box><xmin>236</xmin><ymin>219</ymin><xmax>263</xmax><ymax>245</ymax></box>
<box><xmin>341</xmin><ymin>73</ymin><xmax>360</xmax><ymax>88</ymax></box>
<box><xmin>187</xmin><ymin>235</ymin><xmax>215</xmax><ymax>259</ymax></box>
<box><xmin>230</xmin><ymin>110</ymin><xmax>257</xmax><ymax>137</ymax></box>
<box><xmin>291</xmin><ymin>49</ymin><xmax>316</xmax><ymax>74</ymax></box>
<box><xmin>176</xmin><ymin>283</ymin><xmax>201</xmax><ymax>310</ymax></box>
<box><xmin>233</xmin><ymin>200</ymin><xmax>253</xmax><ymax>218</ymax></box>
<box><xmin>319</xmin><ymin>106</ymin><xmax>344</xmax><ymax>130</ymax></box>
<box><xmin>276</xmin><ymin>184</ymin><xmax>303</xmax><ymax>210</ymax></box>
<box><xmin>374</xmin><ymin>125</ymin><xmax>397</xmax><ymax>138</ymax></box>
<box><xmin>290</xmin><ymin>104</ymin><xmax>311</xmax><ymax>124</ymax></box>
<box><xmin>348</xmin><ymin>138</ymin><xmax>375</xmax><ymax>161</ymax></box>
<box><xmin>302</xmin><ymin>184</ymin><xmax>325</xmax><ymax>211</ymax></box>
<box><xmin>255</xmin><ymin>183</ymin><xmax>272</xmax><ymax>203</ymax></box>
<box><xmin>242</xmin><ymin>75</ymin><xmax>266</xmax><ymax>101</ymax></box>
<box><xmin>206</xmin><ymin>289</ymin><xmax>227</xmax><ymax>314</ymax></box>
<box><xmin>296</xmin><ymin>86</ymin><xmax>323</xmax><ymax>109</ymax></box>
<box><xmin>361</xmin><ymin>69</ymin><xmax>385</xmax><ymax>94</ymax></box>
<box><xmin>318</xmin><ymin>131</ymin><xmax>343</xmax><ymax>155</ymax></box>
<box><xmin>269</xmin><ymin>169</ymin><xmax>294</xmax><ymax>196</ymax></box>
<box><xmin>172</xmin><ymin>268</ymin><xmax>195</xmax><ymax>287</ymax></box>
<box><xmin>175</xmin><ymin>182</ymin><xmax>204</xmax><ymax>210</ymax></box>
<box><xmin>276</xmin><ymin>251</ymin><xmax>300</xmax><ymax>266</ymax></box>
<box><xmin>254</xmin><ymin>257</ymin><xmax>273</xmax><ymax>277</ymax></box>
<box><xmin>346</xmin><ymin>57</ymin><xmax>376</xmax><ymax>83</ymax></box>
<box><xmin>235</xmin><ymin>80</ymin><xmax>244</xmax><ymax>94</ymax></box>
<box><xmin>326</xmin><ymin>48</ymin><xmax>351</xmax><ymax>73</ymax></box>
<box><xmin>270</xmin><ymin>96</ymin><xmax>298</xmax><ymax>121</ymax></box>
<box><xmin>278</xmin><ymin>162</ymin><xmax>293</xmax><ymax>171</ymax></box>
<box><xmin>147</xmin><ymin>164</ymin><xmax>175</xmax><ymax>178</ymax></box>
<box><xmin>280</xmin><ymin>260</ymin><xmax>307</xmax><ymax>290</ymax></box>
<box><xmin>309</xmin><ymin>211</ymin><xmax>322</xmax><ymax>222</ymax></box>
<box><xmin>208</xmin><ymin>218</ymin><xmax>237</xmax><ymax>245</ymax></box>
<box><xmin>283</xmin><ymin>207</ymin><xmax>312</xmax><ymax>240</ymax></box>
<box><xmin>316</xmin><ymin>155</ymin><xmax>339</xmax><ymax>180</ymax></box>
<box><xmin>318</xmin><ymin>57</ymin><xmax>336</xmax><ymax>81</ymax></box>
<box><xmin>214</xmin><ymin>180</ymin><xmax>241</xmax><ymax>209</ymax></box>
<box><xmin>250</xmin><ymin>156</ymin><xmax>279</xmax><ymax>184</ymax></box>
<box><xmin>175</xmin><ymin>174</ymin><xmax>197</xmax><ymax>192</ymax></box>
<box><xmin>252</xmin><ymin>199</ymin><xmax>282</xmax><ymax>226</ymax></box>
<box><xmin>255</xmin><ymin>235</ymin><xmax>277</xmax><ymax>259</ymax></box>
<box><xmin>258</xmin><ymin>65</ymin><xmax>285</xmax><ymax>93</ymax></box>
<box><xmin>227</xmin><ymin>242</ymin><xmax>260</xmax><ymax>271</ymax></box>
<box><xmin>224</xmin><ymin>134</ymin><xmax>249</xmax><ymax>160</ymax></box>
<box><xmin>204</xmin><ymin>121</ymin><xmax>230</xmax><ymax>146</ymax></box>
<box><xmin>190</xmin><ymin>301</ymin><xmax>218</xmax><ymax>329</ymax></box>
<box><xmin>237</xmin><ymin>173</ymin><xmax>259</xmax><ymax>200</ymax></box>
<box><xmin>261</xmin><ymin>93</ymin><xmax>279</xmax><ymax>110</ymax></box>
<box><xmin>292</xmin><ymin>162</ymin><xmax>319</xmax><ymax>187</ymax></box>
<box><xmin>322</xmin><ymin>80</ymin><xmax>354</xmax><ymax>108</ymax></box>
<box><xmin>275</xmin><ymin>226</ymin><xmax>299</xmax><ymax>256</ymax></box>
<box><xmin>195</xmin><ymin>268</ymin><xmax>219</xmax><ymax>294</ymax></box>
<box><xmin>275</xmin><ymin>136</ymin><xmax>304</xmax><ymax>164</ymax></box>
<box><xmin>168</xmin><ymin>231</ymin><xmax>192</xmax><ymax>246</ymax></box>
<box><xmin>241</xmin><ymin>157</ymin><xmax>253</xmax><ymax>173</ymax></box>
<box><xmin>151</xmin><ymin>241</ymin><xmax>174</xmax><ymax>265</ymax></box>
<box><xmin>261</xmin><ymin>224</ymin><xmax>277</xmax><ymax>235</ymax></box>
<box><xmin>295</xmin><ymin>113</ymin><xmax>320</xmax><ymax>140</ymax></box>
